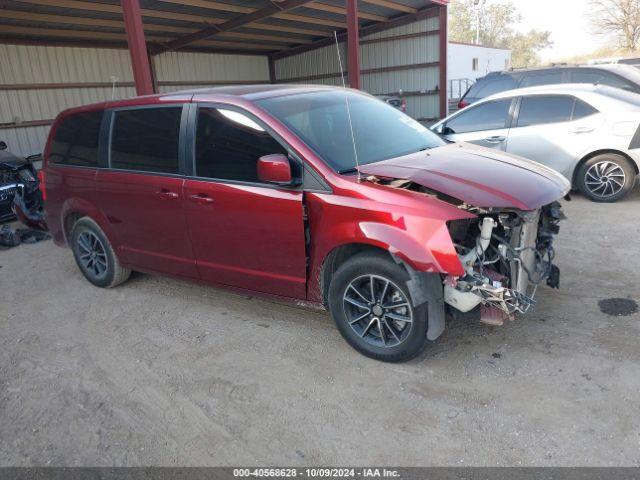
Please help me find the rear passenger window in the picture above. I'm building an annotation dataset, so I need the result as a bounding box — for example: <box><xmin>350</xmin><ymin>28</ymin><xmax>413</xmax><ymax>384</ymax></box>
<box><xmin>195</xmin><ymin>107</ymin><xmax>287</xmax><ymax>183</ymax></box>
<box><xmin>445</xmin><ymin>99</ymin><xmax>511</xmax><ymax>134</ymax></box>
<box><xmin>516</xmin><ymin>95</ymin><xmax>574</xmax><ymax>127</ymax></box>
<box><xmin>49</xmin><ymin>110</ymin><xmax>103</xmax><ymax>166</ymax></box>
<box><xmin>472</xmin><ymin>76</ymin><xmax>517</xmax><ymax>99</ymax></box>
<box><xmin>110</xmin><ymin>107</ymin><xmax>182</xmax><ymax>174</ymax></box>
<box><xmin>519</xmin><ymin>72</ymin><xmax>563</xmax><ymax>87</ymax></box>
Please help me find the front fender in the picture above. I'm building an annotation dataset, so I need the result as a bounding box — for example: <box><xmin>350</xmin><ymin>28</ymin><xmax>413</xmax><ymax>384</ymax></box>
<box><xmin>306</xmin><ymin>191</ymin><xmax>472</xmax><ymax>303</ymax></box>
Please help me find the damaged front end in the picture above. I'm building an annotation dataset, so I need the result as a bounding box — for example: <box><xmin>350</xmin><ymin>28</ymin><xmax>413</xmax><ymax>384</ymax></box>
<box><xmin>444</xmin><ymin>203</ymin><xmax>564</xmax><ymax>324</ymax></box>
<box><xmin>357</xmin><ymin>143</ymin><xmax>571</xmax><ymax>326</ymax></box>
<box><xmin>0</xmin><ymin>154</ymin><xmax>46</xmax><ymax>230</ymax></box>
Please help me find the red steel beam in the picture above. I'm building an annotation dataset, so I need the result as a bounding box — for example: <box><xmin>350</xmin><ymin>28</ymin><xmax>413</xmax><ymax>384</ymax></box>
<box><xmin>121</xmin><ymin>0</ymin><xmax>154</xmax><ymax>95</ymax></box>
<box><xmin>438</xmin><ymin>4</ymin><xmax>448</xmax><ymax>118</ymax></box>
<box><xmin>346</xmin><ymin>0</ymin><xmax>361</xmax><ymax>89</ymax></box>
<box><xmin>156</xmin><ymin>0</ymin><xmax>315</xmax><ymax>54</ymax></box>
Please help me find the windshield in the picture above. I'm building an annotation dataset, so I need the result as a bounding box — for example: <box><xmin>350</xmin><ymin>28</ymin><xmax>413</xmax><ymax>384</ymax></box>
<box><xmin>256</xmin><ymin>90</ymin><xmax>445</xmax><ymax>172</ymax></box>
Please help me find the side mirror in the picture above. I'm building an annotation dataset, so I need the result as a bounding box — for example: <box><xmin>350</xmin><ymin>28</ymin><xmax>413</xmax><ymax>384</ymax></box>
<box><xmin>442</xmin><ymin>126</ymin><xmax>455</xmax><ymax>135</ymax></box>
<box><xmin>0</xmin><ymin>141</ymin><xmax>7</xmax><ymax>151</ymax></box>
<box><xmin>257</xmin><ymin>154</ymin><xmax>292</xmax><ymax>184</ymax></box>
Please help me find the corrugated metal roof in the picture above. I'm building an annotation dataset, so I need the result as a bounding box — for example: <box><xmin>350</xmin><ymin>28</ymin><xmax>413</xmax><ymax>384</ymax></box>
<box><xmin>0</xmin><ymin>0</ymin><xmax>445</xmax><ymax>55</ymax></box>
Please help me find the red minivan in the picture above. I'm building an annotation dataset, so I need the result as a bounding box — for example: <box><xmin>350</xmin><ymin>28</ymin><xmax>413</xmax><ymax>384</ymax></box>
<box><xmin>42</xmin><ymin>85</ymin><xmax>570</xmax><ymax>362</ymax></box>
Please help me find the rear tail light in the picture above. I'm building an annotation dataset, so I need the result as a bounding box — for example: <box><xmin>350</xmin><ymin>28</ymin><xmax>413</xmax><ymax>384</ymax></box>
<box><xmin>457</xmin><ymin>99</ymin><xmax>469</xmax><ymax>109</ymax></box>
<box><xmin>401</xmin><ymin>99</ymin><xmax>407</xmax><ymax>112</ymax></box>
<box><xmin>37</xmin><ymin>169</ymin><xmax>46</xmax><ymax>201</ymax></box>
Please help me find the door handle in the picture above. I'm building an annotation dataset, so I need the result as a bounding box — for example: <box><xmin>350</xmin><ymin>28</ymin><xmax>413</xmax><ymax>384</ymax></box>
<box><xmin>484</xmin><ymin>135</ymin><xmax>506</xmax><ymax>143</ymax></box>
<box><xmin>189</xmin><ymin>194</ymin><xmax>214</xmax><ymax>205</ymax></box>
<box><xmin>569</xmin><ymin>126</ymin><xmax>594</xmax><ymax>134</ymax></box>
<box><xmin>157</xmin><ymin>189</ymin><xmax>179</xmax><ymax>200</ymax></box>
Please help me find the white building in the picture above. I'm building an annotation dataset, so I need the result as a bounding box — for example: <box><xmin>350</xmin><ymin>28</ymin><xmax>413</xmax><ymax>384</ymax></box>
<box><xmin>447</xmin><ymin>41</ymin><xmax>512</xmax><ymax>99</ymax></box>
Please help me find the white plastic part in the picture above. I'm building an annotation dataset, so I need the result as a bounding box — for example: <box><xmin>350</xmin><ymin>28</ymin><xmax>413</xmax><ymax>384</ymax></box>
<box><xmin>459</xmin><ymin>217</ymin><xmax>496</xmax><ymax>274</ymax></box>
<box><xmin>444</xmin><ymin>284</ymin><xmax>482</xmax><ymax>312</ymax></box>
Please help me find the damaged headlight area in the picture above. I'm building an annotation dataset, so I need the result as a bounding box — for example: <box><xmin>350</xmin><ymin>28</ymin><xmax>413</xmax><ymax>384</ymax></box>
<box><xmin>445</xmin><ymin>202</ymin><xmax>565</xmax><ymax>323</ymax></box>
<box><xmin>0</xmin><ymin>159</ymin><xmax>46</xmax><ymax>230</ymax></box>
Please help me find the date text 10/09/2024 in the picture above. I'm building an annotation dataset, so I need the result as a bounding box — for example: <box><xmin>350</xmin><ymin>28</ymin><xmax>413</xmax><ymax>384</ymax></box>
<box><xmin>233</xmin><ymin>468</ymin><xmax>401</xmax><ymax>478</ymax></box>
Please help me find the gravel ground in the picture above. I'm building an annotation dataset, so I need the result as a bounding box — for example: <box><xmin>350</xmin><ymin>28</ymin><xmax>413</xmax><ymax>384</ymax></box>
<box><xmin>1</xmin><ymin>190</ymin><xmax>639</xmax><ymax>467</ymax></box>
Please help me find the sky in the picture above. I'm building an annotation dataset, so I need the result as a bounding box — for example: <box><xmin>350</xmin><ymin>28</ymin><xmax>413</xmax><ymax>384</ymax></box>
<box><xmin>510</xmin><ymin>0</ymin><xmax>608</xmax><ymax>62</ymax></box>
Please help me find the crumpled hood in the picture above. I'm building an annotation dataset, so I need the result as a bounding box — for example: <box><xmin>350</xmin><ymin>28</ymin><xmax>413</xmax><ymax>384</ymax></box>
<box><xmin>358</xmin><ymin>143</ymin><xmax>571</xmax><ymax>210</ymax></box>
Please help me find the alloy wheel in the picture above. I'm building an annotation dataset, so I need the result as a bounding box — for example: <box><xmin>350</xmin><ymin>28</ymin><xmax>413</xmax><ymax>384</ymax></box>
<box><xmin>584</xmin><ymin>161</ymin><xmax>626</xmax><ymax>199</ymax></box>
<box><xmin>77</xmin><ymin>231</ymin><xmax>108</xmax><ymax>278</ymax></box>
<box><xmin>342</xmin><ymin>274</ymin><xmax>413</xmax><ymax>348</ymax></box>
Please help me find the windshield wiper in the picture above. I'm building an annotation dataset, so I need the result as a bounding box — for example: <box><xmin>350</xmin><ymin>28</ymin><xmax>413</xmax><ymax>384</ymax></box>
<box><xmin>338</xmin><ymin>167</ymin><xmax>358</xmax><ymax>174</ymax></box>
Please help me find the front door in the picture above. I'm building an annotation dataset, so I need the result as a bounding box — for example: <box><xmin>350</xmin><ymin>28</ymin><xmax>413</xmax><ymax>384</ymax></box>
<box><xmin>183</xmin><ymin>105</ymin><xmax>307</xmax><ymax>298</ymax></box>
<box><xmin>443</xmin><ymin>98</ymin><xmax>513</xmax><ymax>151</ymax></box>
<box><xmin>94</xmin><ymin>106</ymin><xmax>198</xmax><ymax>279</ymax></box>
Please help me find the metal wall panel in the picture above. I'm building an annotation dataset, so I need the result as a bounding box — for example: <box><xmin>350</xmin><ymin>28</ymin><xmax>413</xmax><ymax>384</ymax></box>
<box><xmin>273</xmin><ymin>15</ymin><xmax>442</xmax><ymax>121</ymax></box>
<box><xmin>0</xmin><ymin>45</ymin><xmax>270</xmax><ymax>157</ymax></box>
<box><xmin>274</xmin><ymin>43</ymin><xmax>346</xmax><ymax>81</ymax></box>
<box><xmin>154</xmin><ymin>51</ymin><xmax>269</xmax><ymax>83</ymax></box>
<box><xmin>0</xmin><ymin>44</ymin><xmax>133</xmax><ymax>84</ymax></box>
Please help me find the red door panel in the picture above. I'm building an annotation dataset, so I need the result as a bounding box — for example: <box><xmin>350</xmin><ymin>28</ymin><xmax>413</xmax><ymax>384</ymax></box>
<box><xmin>94</xmin><ymin>170</ymin><xmax>198</xmax><ymax>278</ymax></box>
<box><xmin>183</xmin><ymin>179</ymin><xmax>307</xmax><ymax>298</ymax></box>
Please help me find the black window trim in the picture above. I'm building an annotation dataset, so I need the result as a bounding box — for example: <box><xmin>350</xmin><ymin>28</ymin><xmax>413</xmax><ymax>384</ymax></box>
<box><xmin>105</xmin><ymin>103</ymin><xmax>188</xmax><ymax>178</ymax></box>
<box><xmin>186</xmin><ymin>101</ymin><xmax>330</xmax><ymax>192</ymax></box>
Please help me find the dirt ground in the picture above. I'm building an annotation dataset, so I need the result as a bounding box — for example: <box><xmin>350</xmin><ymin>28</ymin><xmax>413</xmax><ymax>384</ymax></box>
<box><xmin>1</xmin><ymin>190</ymin><xmax>639</xmax><ymax>467</ymax></box>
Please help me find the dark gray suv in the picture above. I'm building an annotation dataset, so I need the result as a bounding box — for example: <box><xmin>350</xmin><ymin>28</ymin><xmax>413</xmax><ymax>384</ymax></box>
<box><xmin>458</xmin><ymin>64</ymin><xmax>640</xmax><ymax>109</ymax></box>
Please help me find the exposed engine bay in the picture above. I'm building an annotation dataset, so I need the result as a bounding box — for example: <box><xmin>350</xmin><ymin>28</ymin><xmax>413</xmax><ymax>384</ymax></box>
<box><xmin>0</xmin><ymin>150</ymin><xmax>46</xmax><ymax>230</ymax></box>
<box><xmin>368</xmin><ymin>176</ymin><xmax>565</xmax><ymax>324</ymax></box>
<box><xmin>444</xmin><ymin>202</ymin><xmax>564</xmax><ymax>323</ymax></box>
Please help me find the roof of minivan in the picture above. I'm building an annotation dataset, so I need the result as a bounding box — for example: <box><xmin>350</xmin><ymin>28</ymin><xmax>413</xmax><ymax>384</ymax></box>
<box><xmin>57</xmin><ymin>84</ymin><xmax>345</xmax><ymax>117</ymax></box>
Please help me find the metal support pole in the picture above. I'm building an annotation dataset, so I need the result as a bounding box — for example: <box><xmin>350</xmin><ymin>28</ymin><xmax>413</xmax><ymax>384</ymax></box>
<box><xmin>346</xmin><ymin>0</ymin><xmax>361</xmax><ymax>90</ymax></box>
<box><xmin>121</xmin><ymin>0</ymin><xmax>154</xmax><ymax>96</ymax></box>
<box><xmin>439</xmin><ymin>4</ymin><xmax>448</xmax><ymax>118</ymax></box>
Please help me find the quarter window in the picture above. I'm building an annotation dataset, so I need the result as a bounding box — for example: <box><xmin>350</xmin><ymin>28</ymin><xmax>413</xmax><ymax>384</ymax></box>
<box><xmin>110</xmin><ymin>107</ymin><xmax>182</xmax><ymax>174</ymax></box>
<box><xmin>195</xmin><ymin>107</ymin><xmax>287</xmax><ymax>182</ymax></box>
<box><xmin>516</xmin><ymin>95</ymin><xmax>575</xmax><ymax>127</ymax></box>
<box><xmin>49</xmin><ymin>110</ymin><xmax>103</xmax><ymax>166</ymax></box>
<box><xmin>445</xmin><ymin>99</ymin><xmax>511</xmax><ymax>134</ymax></box>
<box><xmin>572</xmin><ymin>99</ymin><xmax>599</xmax><ymax>120</ymax></box>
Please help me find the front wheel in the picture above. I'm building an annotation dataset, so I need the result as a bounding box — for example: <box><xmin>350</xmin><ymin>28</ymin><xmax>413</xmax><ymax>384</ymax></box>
<box><xmin>576</xmin><ymin>153</ymin><xmax>636</xmax><ymax>202</ymax></box>
<box><xmin>328</xmin><ymin>252</ymin><xmax>429</xmax><ymax>362</ymax></box>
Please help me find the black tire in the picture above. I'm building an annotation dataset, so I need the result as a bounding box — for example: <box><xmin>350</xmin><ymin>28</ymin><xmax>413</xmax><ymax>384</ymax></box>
<box><xmin>328</xmin><ymin>251</ymin><xmax>429</xmax><ymax>362</ymax></box>
<box><xmin>576</xmin><ymin>153</ymin><xmax>636</xmax><ymax>202</ymax></box>
<box><xmin>70</xmin><ymin>217</ymin><xmax>131</xmax><ymax>288</ymax></box>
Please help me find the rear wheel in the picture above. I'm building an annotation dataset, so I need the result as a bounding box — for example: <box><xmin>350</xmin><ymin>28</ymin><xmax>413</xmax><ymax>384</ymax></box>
<box><xmin>328</xmin><ymin>252</ymin><xmax>429</xmax><ymax>362</ymax></box>
<box><xmin>70</xmin><ymin>217</ymin><xmax>131</xmax><ymax>288</ymax></box>
<box><xmin>577</xmin><ymin>153</ymin><xmax>636</xmax><ymax>202</ymax></box>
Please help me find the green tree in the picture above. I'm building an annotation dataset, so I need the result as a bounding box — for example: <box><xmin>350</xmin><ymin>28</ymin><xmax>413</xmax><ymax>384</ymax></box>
<box><xmin>449</xmin><ymin>0</ymin><xmax>552</xmax><ymax>68</ymax></box>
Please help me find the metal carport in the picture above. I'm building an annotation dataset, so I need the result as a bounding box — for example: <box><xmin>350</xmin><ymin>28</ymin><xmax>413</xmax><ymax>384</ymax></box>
<box><xmin>0</xmin><ymin>0</ymin><xmax>448</xmax><ymax>156</ymax></box>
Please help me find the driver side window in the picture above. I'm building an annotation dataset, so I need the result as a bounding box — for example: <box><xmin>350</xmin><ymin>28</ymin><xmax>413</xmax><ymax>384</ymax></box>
<box><xmin>195</xmin><ymin>107</ymin><xmax>287</xmax><ymax>183</ymax></box>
